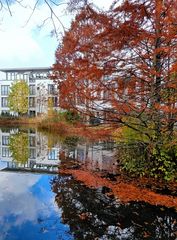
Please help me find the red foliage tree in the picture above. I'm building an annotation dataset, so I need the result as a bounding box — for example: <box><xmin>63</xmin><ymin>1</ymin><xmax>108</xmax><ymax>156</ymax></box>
<box><xmin>52</xmin><ymin>0</ymin><xmax>177</xmax><ymax>164</ymax></box>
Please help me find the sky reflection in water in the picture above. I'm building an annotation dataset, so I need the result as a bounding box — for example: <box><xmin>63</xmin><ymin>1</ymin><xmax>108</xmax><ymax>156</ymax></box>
<box><xmin>0</xmin><ymin>172</ymin><xmax>73</xmax><ymax>240</ymax></box>
<box><xmin>0</xmin><ymin>128</ymin><xmax>176</xmax><ymax>240</ymax></box>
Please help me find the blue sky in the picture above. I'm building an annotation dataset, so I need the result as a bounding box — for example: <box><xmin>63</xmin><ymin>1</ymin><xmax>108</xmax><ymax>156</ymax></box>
<box><xmin>0</xmin><ymin>0</ymin><xmax>69</xmax><ymax>68</ymax></box>
<box><xmin>0</xmin><ymin>172</ymin><xmax>73</xmax><ymax>240</ymax></box>
<box><xmin>0</xmin><ymin>0</ymin><xmax>113</xmax><ymax>69</ymax></box>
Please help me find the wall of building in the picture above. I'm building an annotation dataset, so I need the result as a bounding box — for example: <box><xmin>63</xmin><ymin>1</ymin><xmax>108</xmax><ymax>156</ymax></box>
<box><xmin>0</xmin><ymin>67</ymin><xmax>59</xmax><ymax>116</ymax></box>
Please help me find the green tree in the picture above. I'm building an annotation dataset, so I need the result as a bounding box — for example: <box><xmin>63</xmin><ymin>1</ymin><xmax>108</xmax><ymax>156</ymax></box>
<box><xmin>8</xmin><ymin>80</ymin><xmax>29</xmax><ymax>115</ymax></box>
<box><xmin>9</xmin><ymin>132</ymin><xmax>29</xmax><ymax>164</ymax></box>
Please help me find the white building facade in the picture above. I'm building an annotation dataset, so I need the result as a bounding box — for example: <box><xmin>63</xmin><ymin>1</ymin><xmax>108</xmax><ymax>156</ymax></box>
<box><xmin>0</xmin><ymin>67</ymin><xmax>59</xmax><ymax>116</ymax></box>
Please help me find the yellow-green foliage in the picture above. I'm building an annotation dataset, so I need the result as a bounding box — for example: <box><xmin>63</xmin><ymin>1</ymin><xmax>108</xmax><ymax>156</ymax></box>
<box><xmin>113</xmin><ymin>126</ymin><xmax>149</xmax><ymax>144</ymax></box>
<box><xmin>8</xmin><ymin>80</ymin><xmax>29</xmax><ymax>114</ymax></box>
<box><xmin>113</xmin><ymin>117</ymin><xmax>155</xmax><ymax>144</ymax></box>
<box><xmin>9</xmin><ymin>132</ymin><xmax>29</xmax><ymax>164</ymax></box>
<box><xmin>113</xmin><ymin>117</ymin><xmax>177</xmax><ymax>181</ymax></box>
<box><xmin>47</xmin><ymin>97</ymin><xmax>55</xmax><ymax>117</ymax></box>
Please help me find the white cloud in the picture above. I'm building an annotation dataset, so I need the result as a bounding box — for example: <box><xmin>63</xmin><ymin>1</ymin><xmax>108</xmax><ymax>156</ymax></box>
<box><xmin>0</xmin><ymin>172</ymin><xmax>41</xmax><ymax>222</ymax></box>
<box><xmin>0</xmin><ymin>0</ymin><xmax>66</xmax><ymax>68</ymax></box>
<box><xmin>0</xmin><ymin>0</ymin><xmax>115</xmax><ymax>69</ymax></box>
<box><xmin>0</xmin><ymin>172</ymin><xmax>54</xmax><ymax>237</ymax></box>
<box><xmin>0</xmin><ymin>29</ymin><xmax>44</xmax><ymax>67</ymax></box>
<box><xmin>93</xmin><ymin>0</ymin><xmax>114</xmax><ymax>10</ymax></box>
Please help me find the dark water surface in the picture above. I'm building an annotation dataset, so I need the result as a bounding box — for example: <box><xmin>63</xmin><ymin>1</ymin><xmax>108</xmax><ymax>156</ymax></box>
<box><xmin>0</xmin><ymin>127</ymin><xmax>176</xmax><ymax>240</ymax></box>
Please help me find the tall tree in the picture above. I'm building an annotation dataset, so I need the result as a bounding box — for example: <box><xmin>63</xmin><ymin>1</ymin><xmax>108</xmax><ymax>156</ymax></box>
<box><xmin>8</xmin><ymin>80</ymin><xmax>29</xmax><ymax>115</ymax></box>
<box><xmin>53</xmin><ymin>0</ymin><xmax>177</xmax><ymax>174</ymax></box>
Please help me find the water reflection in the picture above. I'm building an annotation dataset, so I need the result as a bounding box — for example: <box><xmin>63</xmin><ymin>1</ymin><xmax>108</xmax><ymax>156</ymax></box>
<box><xmin>0</xmin><ymin>127</ymin><xmax>117</xmax><ymax>174</ymax></box>
<box><xmin>52</xmin><ymin>175</ymin><xmax>177</xmax><ymax>240</ymax></box>
<box><xmin>0</xmin><ymin>128</ymin><xmax>61</xmax><ymax>173</ymax></box>
<box><xmin>0</xmin><ymin>171</ymin><xmax>176</xmax><ymax>240</ymax></box>
<box><xmin>0</xmin><ymin>172</ymin><xmax>73</xmax><ymax>240</ymax></box>
<box><xmin>0</xmin><ymin>127</ymin><xmax>176</xmax><ymax>240</ymax></box>
<box><xmin>75</xmin><ymin>141</ymin><xmax>117</xmax><ymax>173</ymax></box>
<box><xmin>9</xmin><ymin>132</ymin><xmax>29</xmax><ymax>164</ymax></box>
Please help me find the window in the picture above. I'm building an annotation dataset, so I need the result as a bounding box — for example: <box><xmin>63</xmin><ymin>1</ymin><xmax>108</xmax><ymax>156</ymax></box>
<box><xmin>23</xmin><ymin>74</ymin><xmax>28</xmax><ymax>80</ymax></box>
<box><xmin>29</xmin><ymin>148</ymin><xmax>36</xmax><ymax>159</ymax></box>
<box><xmin>29</xmin><ymin>136</ymin><xmax>36</xmax><ymax>147</ymax></box>
<box><xmin>29</xmin><ymin>97</ymin><xmax>35</xmax><ymax>107</ymax></box>
<box><xmin>29</xmin><ymin>85</ymin><xmax>36</xmax><ymax>95</ymax></box>
<box><xmin>48</xmin><ymin>149</ymin><xmax>58</xmax><ymax>160</ymax></box>
<box><xmin>48</xmin><ymin>97</ymin><xmax>58</xmax><ymax>107</ymax></box>
<box><xmin>16</xmin><ymin>73</ymin><xmax>26</xmax><ymax>80</ymax></box>
<box><xmin>2</xmin><ymin>136</ymin><xmax>9</xmax><ymax>145</ymax></box>
<box><xmin>29</xmin><ymin>78</ymin><xmax>35</xmax><ymax>83</ymax></box>
<box><xmin>77</xmin><ymin>149</ymin><xmax>85</xmax><ymax>161</ymax></box>
<box><xmin>2</xmin><ymin>147</ymin><xmax>11</xmax><ymax>157</ymax></box>
<box><xmin>48</xmin><ymin>84</ymin><xmax>55</xmax><ymax>95</ymax></box>
<box><xmin>53</xmin><ymin>97</ymin><xmax>58</xmax><ymax>107</ymax></box>
<box><xmin>1</xmin><ymin>97</ymin><xmax>8</xmax><ymax>107</ymax></box>
<box><xmin>1</xmin><ymin>85</ymin><xmax>9</xmax><ymax>95</ymax></box>
<box><xmin>29</xmin><ymin>110</ymin><xmax>36</xmax><ymax>117</ymax></box>
<box><xmin>1</xmin><ymin>110</ymin><xmax>9</xmax><ymax>116</ymax></box>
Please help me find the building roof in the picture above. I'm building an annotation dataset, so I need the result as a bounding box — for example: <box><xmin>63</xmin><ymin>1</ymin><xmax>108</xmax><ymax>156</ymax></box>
<box><xmin>0</xmin><ymin>67</ymin><xmax>52</xmax><ymax>73</ymax></box>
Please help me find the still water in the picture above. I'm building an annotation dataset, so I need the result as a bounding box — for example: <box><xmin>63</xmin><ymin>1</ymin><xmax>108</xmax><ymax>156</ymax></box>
<box><xmin>0</xmin><ymin>172</ymin><xmax>72</xmax><ymax>240</ymax></box>
<box><xmin>0</xmin><ymin>127</ymin><xmax>176</xmax><ymax>240</ymax></box>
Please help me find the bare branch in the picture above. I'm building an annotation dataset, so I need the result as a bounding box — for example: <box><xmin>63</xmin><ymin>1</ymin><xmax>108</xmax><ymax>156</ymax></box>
<box><xmin>44</xmin><ymin>0</ymin><xmax>66</xmax><ymax>38</ymax></box>
<box><xmin>5</xmin><ymin>0</ymin><xmax>12</xmax><ymax>15</ymax></box>
<box><xmin>23</xmin><ymin>0</ymin><xmax>40</xmax><ymax>27</ymax></box>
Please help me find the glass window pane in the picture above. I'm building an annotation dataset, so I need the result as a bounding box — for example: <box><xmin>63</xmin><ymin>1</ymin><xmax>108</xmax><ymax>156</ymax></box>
<box><xmin>1</xmin><ymin>86</ymin><xmax>9</xmax><ymax>96</ymax></box>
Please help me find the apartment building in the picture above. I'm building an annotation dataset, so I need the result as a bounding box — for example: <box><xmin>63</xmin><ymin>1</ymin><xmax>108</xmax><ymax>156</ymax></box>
<box><xmin>0</xmin><ymin>67</ymin><xmax>59</xmax><ymax>116</ymax></box>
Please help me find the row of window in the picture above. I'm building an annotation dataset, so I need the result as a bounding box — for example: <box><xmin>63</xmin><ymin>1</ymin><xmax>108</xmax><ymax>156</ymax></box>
<box><xmin>0</xmin><ymin>96</ymin><xmax>58</xmax><ymax>108</ymax></box>
<box><xmin>29</xmin><ymin>97</ymin><xmax>58</xmax><ymax>108</ymax></box>
<box><xmin>6</xmin><ymin>73</ymin><xmax>28</xmax><ymax>81</ymax></box>
<box><xmin>1</xmin><ymin>135</ymin><xmax>36</xmax><ymax>146</ymax></box>
<box><xmin>0</xmin><ymin>84</ymin><xmax>56</xmax><ymax>96</ymax></box>
<box><xmin>1</xmin><ymin>134</ymin><xmax>58</xmax><ymax>153</ymax></box>
<box><xmin>30</xmin><ymin>84</ymin><xmax>56</xmax><ymax>95</ymax></box>
<box><xmin>1</xmin><ymin>146</ymin><xmax>58</xmax><ymax>160</ymax></box>
<box><xmin>5</xmin><ymin>71</ymin><xmax>52</xmax><ymax>81</ymax></box>
<box><xmin>29</xmin><ymin>73</ymin><xmax>49</xmax><ymax>80</ymax></box>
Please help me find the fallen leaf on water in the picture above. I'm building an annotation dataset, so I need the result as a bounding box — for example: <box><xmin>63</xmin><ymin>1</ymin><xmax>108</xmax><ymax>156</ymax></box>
<box><xmin>59</xmin><ymin>169</ymin><xmax>177</xmax><ymax>209</ymax></box>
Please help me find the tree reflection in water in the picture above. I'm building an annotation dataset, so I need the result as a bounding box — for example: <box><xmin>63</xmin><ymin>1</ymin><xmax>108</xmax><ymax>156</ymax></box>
<box><xmin>9</xmin><ymin>131</ymin><xmax>29</xmax><ymax>164</ymax></box>
<box><xmin>51</xmin><ymin>175</ymin><xmax>177</xmax><ymax>240</ymax></box>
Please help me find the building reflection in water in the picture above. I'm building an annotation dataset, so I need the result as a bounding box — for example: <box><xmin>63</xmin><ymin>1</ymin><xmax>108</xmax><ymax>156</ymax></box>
<box><xmin>0</xmin><ymin>128</ymin><xmax>60</xmax><ymax>173</ymax></box>
<box><xmin>75</xmin><ymin>141</ymin><xmax>117</xmax><ymax>173</ymax></box>
<box><xmin>0</xmin><ymin>127</ymin><xmax>117</xmax><ymax>174</ymax></box>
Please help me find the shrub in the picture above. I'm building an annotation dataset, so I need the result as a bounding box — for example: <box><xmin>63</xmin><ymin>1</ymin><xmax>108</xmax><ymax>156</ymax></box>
<box><xmin>114</xmin><ymin>125</ymin><xmax>177</xmax><ymax>181</ymax></box>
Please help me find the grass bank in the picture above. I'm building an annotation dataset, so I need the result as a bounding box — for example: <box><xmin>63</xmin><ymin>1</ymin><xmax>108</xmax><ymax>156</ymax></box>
<box><xmin>0</xmin><ymin>116</ymin><xmax>40</xmax><ymax>126</ymax></box>
<box><xmin>0</xmin><ymin>115</ymin><xmax>114</xmax><ymax>141</ymax></box>
<box><xmin>37</xmin><ymin>117</ymin><xmax>113</xmax><ymax>141</ymax></box>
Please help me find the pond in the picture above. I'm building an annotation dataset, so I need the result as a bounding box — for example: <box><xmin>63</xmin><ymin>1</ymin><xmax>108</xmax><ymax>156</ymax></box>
<box><xmin>0</xmin><ymin>127</ymin><xmax>176</xmax><ymax>240</ymax></box>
